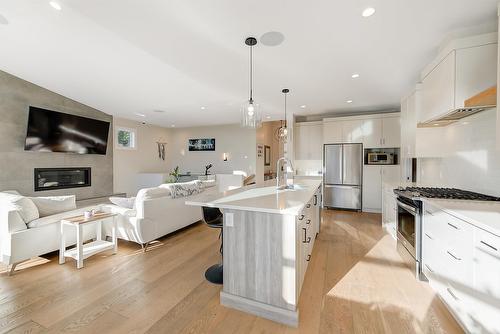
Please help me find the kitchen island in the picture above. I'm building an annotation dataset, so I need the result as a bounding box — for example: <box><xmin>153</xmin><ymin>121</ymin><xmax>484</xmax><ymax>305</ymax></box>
<box><xmin>186</xmin><ymin>179</ymin><xmax>322</xmax><ymax>327</ymax></box>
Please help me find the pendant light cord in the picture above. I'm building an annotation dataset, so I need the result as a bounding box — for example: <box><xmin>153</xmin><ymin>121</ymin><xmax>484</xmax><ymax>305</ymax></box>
<box><xmin>284</xmin><ymin>91</ymin><xmax>287</xmax><ymax>128</ymax></box>
<box><xmin>249</xmin><ymin>45</ymin><xmax>253</xmax><ymax>103</ymax></box>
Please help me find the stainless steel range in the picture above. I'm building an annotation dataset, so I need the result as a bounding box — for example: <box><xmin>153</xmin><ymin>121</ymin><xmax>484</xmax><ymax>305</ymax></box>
<box><xmin>393</xmin><ymin>187</ymin><xmax>500</xmax><ymax>278</ymax></box>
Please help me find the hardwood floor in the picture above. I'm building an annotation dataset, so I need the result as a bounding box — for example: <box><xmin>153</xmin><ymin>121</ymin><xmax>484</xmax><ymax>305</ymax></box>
<box><xmin>0</xmin><ymin>210</ymin><xmax>463</xmax><ymax>333</ymax></box>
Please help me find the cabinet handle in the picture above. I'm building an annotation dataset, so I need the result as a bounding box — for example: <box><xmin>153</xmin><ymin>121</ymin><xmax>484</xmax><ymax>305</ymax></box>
<box><xmin>306</xmin><ymin>219</ymin><xmax>311</xmax><ymax>225</ymax></box>
<box><xmin>313</xmin><ymin>195</ymin><xmax>318</xmax><ymax>205</ymax></box>
<box><xmin>425</xmin><ymin>233</ymin><xmax>433</xmax><ymax>240</ymax></box>
<box><xmin>299</xmin><ymin>215</ymin><xmax>305</xmax><ymax>220</ymax></box>
<box><xmin>306</xmin><ymin>236</ymin><xmax>312</xmax><ymax>243</ymax></box>
<box><xmin>480</xmin><ymin>240</ymin><xmax>498</xmax><ymax>252</ymax></box>
<box><xmin>302</xmin><ymin>228</ymin><xmax>307</xmax><ymax>243</ymax></box>
<box><xmin>306</xmin><ymin>204</ymin><xmax>311</xmax><ymax>208</ymax></box>
<box><xmin>447</xmin><ymin>222</ymin><xmax>459</xmax><ymax>230</ymax></box>
<box><xmin>306</xmin><ymin>255</ymin><xmax>311</xmax><ymax>262</ymax></box>
<box><xmin>447</xmin><ymin>250</ymin><xmax>461</xmax><ymax>261</ymax></box>
<box><xmin>425</xmin><ymin>264</ymin><xmax>434</xmax><ymax>273</ymax></box>
<box><xmin>447</xmin><ymin>287</ymin><xmax>459</xmax><ymax>301</ymax></box>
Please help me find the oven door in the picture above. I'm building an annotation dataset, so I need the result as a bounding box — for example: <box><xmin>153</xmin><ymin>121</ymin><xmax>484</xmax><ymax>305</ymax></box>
<box><xmin>397</xmin><ymin>199</ymin><xmax>417</xmax><ymax>258</ymax></box>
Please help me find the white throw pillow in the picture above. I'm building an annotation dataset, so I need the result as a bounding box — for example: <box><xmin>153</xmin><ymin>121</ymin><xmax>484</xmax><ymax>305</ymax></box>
<box><xmin>0</xmin><ymin>192</ymin><xmax>39</xmax><ymax>223</ymax></box>
<box><xmin>30</xmin><ymin>195</ymin><xmax>76</xmax><ymax>217</ymax></box>
<box><xmin>109</xmin><ymin>196</ymin><xmax>136</xmax><ymax>209</ymax></box>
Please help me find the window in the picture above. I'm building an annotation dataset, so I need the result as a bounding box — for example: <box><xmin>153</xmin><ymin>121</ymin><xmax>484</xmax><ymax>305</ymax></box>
<box><xmin>116</xmin><ymin>127</ymin><xmax>136</xmax><ymax>149</ymax></box>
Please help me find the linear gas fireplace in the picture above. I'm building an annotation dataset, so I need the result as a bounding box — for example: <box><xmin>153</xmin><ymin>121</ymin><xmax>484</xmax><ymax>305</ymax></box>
<box><xmin>34</xmin><ymin>167</ymin><xmax>91</xmax><ymax>192</ymax></box>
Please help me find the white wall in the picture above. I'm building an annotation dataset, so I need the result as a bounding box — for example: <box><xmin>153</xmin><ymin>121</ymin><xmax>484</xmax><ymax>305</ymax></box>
<box><xmin>113</xmin><ymin>117</ymin><xmax>171</xmax><ymax>196</ymax></box>
<box><xmin>167</xmin><ymin>124</ymin><xmax>257</xmax><ymax>177</ymax></box>
<box><xmin>418</xmin><ymin>108</ymin><xmax>500</xmax><ymax>196</ymax></box>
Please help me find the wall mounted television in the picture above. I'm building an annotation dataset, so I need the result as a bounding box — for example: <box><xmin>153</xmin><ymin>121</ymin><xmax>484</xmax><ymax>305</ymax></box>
<box><xmin>24</xmin><ymin>106</ymin><xmax>110</xmax><ymax>155</ymax></box>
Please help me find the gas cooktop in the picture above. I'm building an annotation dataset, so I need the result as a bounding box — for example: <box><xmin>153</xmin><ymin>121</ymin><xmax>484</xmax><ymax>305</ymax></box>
<box><xmin>394</xmin><ymin>187</ymin><xmax>500</xmax><ymax>201</ymax></box>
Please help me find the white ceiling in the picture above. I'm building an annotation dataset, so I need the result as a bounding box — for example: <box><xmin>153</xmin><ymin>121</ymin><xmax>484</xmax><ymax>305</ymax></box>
<box><xmin>0</xmin><ymin>0</ymin><xmax>498</xmax><ymax>127</ymax></box>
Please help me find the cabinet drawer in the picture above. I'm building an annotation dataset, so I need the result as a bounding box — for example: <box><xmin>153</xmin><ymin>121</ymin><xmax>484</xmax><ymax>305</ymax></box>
<box><xmin>422</xmin><ymin>209</ymin><xmax>447</xmax><ymax>241</ymax></box>
<box><xmin>442</xmin><ymin>214</ymin><xmax>474</xmax><ymax>260</ymax></box>
<box><xmin>473</xmin><ymin>228</ymin><xmax>500</xmax><ymax>299</ymax></box>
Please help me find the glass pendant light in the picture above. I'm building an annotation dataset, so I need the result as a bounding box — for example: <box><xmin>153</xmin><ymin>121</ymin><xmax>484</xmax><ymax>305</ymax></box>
<box><xmin>276</xmin><ymin>88</ymin><xmax>289</xmax><ymax>142</ymax></box>
<box><xmin>241</xmin><ymin>37</ymin><xmax>262</xmax><ymax>128</ymax></box>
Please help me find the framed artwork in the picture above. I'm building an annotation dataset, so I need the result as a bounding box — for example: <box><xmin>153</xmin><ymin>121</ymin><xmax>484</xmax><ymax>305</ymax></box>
<box><xmin>264</xmin><ymin>145</ymin><xmax>271</xmax><ymax>166</ymax></box>
<box><xmin>257</xmin><ymin>144</ymin><xmax>263</xmax><ymax>157</ymax></box>
<box><xmin>188</xmin><ymin>138</ymin><xmax>215</xmax><ymax>151</ymax></box>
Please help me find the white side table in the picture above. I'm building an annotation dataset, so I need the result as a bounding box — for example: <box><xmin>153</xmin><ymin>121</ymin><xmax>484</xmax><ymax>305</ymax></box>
<box><xmin>59</xmin><ymin>212</ymin><xmax>118</xmax><ymax>269</ymax></box>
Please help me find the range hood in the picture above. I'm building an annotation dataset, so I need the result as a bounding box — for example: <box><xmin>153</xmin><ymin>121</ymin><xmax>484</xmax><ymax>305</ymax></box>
<box><xmin>418</xmin><ymin>86</ymin><xmax>497</xmax><ymax>127</ymax></box>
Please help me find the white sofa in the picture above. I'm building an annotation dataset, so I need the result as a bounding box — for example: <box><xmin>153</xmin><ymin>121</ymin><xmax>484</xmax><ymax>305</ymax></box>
<box><xmin>102</xmin><ymin>180</ymin><xmax>216</xmax><ymax>249</ymax></box>
<box><xmin>0</xmin><ymin>191</ymin><xmax>100</xmax><ymax>273</ymax></box>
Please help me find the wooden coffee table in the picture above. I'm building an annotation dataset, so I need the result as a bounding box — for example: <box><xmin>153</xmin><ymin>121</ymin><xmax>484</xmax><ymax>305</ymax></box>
<box><xmin>59</xmin><ymin>212</ymin><xmax>118</xmax><ymax>269</ymax></box>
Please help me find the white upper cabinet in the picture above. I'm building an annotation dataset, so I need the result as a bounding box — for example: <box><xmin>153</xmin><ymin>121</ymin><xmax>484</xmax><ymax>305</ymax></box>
<box><xmin>308</xmin><ymin>123</ymin><xmax>323</xmax><ymax>160</ymax></box>
<box><xmin>295</xmin><ymin>122</ymin><xmax>323</xmax><ymax>160</ymax></box>
<box><xmin>362</xmin><ymin>119</ymin><xmax>383</xmax><ymax>148</ymax></box>
<box><xmin>342</xmin><ymin>120</ymin><xmax>364</xmax><ymax>143</ymax></box>
<box><xmin>323</xmin><ymin>121</ymin><xmax>343</xmax><ymax>144</ymax></box>
<box><xmin>381</xmin><ymin>117</ymin><xmax>401</xmax><ymax>147</ymax></box>
<box><xmin>362</xmin><ymin>116</ymin><xmax>400</xmax><ymax>148</ymax></box>
<box><xmin>419</xmin><ymin>35</ymin><xmax>498</xmax><ymax>124</ymax></box>
<box><xmin>320</xmin><ymin>113</ymin><xmax>400</xmax><ymax>148</ymax></box>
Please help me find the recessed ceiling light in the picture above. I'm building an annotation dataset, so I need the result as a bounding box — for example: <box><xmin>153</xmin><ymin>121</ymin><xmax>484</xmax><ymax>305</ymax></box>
<box><xmin>300</xmin><ymin>105</ymin><xmax>306</xmax><ymax>109</ymax></box>
<box><xmin>351</xmin><ymin>73</ymin><xmax>360</xmax><ymax>78</ymax></box>
<box><xmin>135</xmin><ymin>112</ymin><xmax>146</xmax><ymax>117</ymax></box>
<box><xmin>346</xmin><ymin>100</ymin><xmax>353</xmax><ymax>104</ymax></box>
<box><xmin>362</xmin><ymin>7</ymin><xmax>375</xmax><ymax>17</ymax></box>
<box><xmin>266</xmin><ymin>116</ymin><xmax>271</xmax><ymax>119</ymax></box>
<box><xmin>49</xmin><ymin>1</ymin><xmax>62</xmax><ymax>11</ymax></box>
<box><xmin>433</xmin><ymin>123</ymin><xmax>440</xmax><ymax>126</ymax></box>
<box><xmin>171</xmin><ymin>124</ymin><xmax>176</xmax><ymax>127</ymax></box>
<box><xmin>200</xmin><ymin>106</ymin><xmax>206</xmax><ymax>110</ymax></box>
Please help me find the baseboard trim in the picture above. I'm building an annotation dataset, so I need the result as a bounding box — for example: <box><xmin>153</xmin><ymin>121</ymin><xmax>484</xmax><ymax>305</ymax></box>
<box><xmin>220</xmin><ymin>291</ymin><xmax>298</xmax><ymax>327</ymax></box>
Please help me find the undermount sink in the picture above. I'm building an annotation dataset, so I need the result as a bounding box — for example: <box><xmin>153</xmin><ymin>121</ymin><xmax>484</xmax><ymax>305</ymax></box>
<box><xmin>277</xmin><ymin>184</ymin><xmax>304</xmax><ymax>191</ymax></box>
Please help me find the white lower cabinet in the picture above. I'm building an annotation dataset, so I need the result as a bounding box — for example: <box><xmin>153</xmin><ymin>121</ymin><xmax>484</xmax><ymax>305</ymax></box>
<box><xmin>363</xmin><ymin>165</ymin><xmax>401</xmax><ymax>213</ymax></box>
<box><xmin>467</xmin><ymin>229</ymin><xmax>500</xmax><ymax>333</ymax></box>
<box><xmin>381</xmin><ymin>186</ymin><xmax>397</xmax><ymax>239</ymax></box>
<box><xmin>297</xmin><ymin>186</ymin><xmax>321</xmax><ymax>296</ymax></box>
<box><xmin>422</xmin><ymin>202</ymin><xmax>500</xmax><ymax>333</ymax></box>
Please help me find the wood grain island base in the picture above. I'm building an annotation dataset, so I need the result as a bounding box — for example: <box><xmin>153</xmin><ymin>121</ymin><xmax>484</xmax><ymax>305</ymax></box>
<box><xmin>186</xmin><ymin>179</ymin><xmax>322</xmax><ymax>326</ymax></box>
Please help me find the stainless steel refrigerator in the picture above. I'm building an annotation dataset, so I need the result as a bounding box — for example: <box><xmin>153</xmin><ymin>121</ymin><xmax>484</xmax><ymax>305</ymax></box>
<box><xmin>323</xmin><ymin>143</ymin><xmax>363</xmax><ymax>210</ymax></box>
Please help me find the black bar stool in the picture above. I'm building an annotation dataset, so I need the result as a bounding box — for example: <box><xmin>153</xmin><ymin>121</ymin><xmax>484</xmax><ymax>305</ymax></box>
<box><xmin>202</xmin><ymin>207</ymin><xmax>223</xmax><ymax>284</ymax></box>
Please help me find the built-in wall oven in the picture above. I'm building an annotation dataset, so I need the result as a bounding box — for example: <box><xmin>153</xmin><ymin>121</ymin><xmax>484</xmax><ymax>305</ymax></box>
<box><xmin>396</xmin><ymin>196</ymin><xmax>422</xmax><ymax>277</ymax></box>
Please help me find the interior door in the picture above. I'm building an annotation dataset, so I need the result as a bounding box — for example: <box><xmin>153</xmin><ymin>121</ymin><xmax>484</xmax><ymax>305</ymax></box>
<box><xmin>324</xmin><ymin>144</ymin><xmax>342</xmax><ymax>185</ymax></box>
<box><xmin>342</xmin><ymin>144</ymin><xmax>362</xmax><ymax>186</ymax></box>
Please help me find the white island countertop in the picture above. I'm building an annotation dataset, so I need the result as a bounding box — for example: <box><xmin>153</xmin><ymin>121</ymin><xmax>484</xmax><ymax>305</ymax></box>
<box><xmin>422</xmin><ymin>198</ymin><xmax>500</xmax><ymax>237</ymax></box>
<box><xmin>186</xmin><ymin>179</ymin><xmax>322</xmax><ymax>216</ymax></box>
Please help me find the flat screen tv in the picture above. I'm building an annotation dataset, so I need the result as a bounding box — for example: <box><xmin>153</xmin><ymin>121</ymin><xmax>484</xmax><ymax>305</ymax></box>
<box><xmin>24</xmin><ymin>106</ymin><xmax>110</xmax><ymax>155</ymax></box>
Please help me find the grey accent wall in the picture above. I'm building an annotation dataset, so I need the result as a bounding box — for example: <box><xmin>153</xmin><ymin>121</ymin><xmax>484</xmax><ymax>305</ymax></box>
<box><xmin>0</xmin><ymin>70</ymin><xmax>113</xmax><ymax>199</ymax></box>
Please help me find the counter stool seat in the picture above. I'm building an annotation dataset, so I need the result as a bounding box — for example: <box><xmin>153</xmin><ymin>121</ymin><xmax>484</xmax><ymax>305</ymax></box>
<box><xmin>202</xmin><ymin>207</ymin><xmax>223</xmax><ymax>285</ymax></box>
